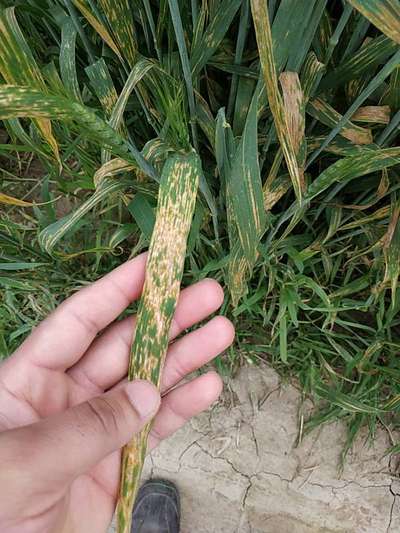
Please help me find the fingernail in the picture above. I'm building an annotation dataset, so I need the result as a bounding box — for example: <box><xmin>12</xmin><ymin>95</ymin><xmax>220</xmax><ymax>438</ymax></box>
<box><xmin>125</xmin><ymin>380</ymin><xmax>160</xmax><ymax>419</ymax></box>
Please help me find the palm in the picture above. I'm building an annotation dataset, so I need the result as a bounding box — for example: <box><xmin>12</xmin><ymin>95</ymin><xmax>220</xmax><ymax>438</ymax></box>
<box><xmin>0</xmin><ymin>255</ymin><xmax>233</xmax><ymax>533</ymax></box>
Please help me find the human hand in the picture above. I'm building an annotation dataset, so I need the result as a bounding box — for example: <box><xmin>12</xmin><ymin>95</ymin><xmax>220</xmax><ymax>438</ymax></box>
<box><xmin>0</xmin><ymin>254</ymin><xmax>234</xmax><ymax>533</ymax></box>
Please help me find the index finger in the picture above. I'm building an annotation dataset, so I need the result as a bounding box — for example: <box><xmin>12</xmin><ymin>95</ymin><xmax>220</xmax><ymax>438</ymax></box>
<box><xmin>11</xmin><ymin>253</ymin><xmax>148</xmax><ymax>371</ymax></box>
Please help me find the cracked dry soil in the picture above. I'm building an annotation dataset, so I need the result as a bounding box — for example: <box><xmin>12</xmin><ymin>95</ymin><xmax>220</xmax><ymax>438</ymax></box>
<box><xmin>110</xmin><ymin>364</ymin><xmax>400</xmax><ymax>532</ymax></box>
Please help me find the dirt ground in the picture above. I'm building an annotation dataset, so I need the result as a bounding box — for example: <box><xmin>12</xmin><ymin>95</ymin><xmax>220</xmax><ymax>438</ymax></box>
<box><xmin>110</xmin><ymin>364</ymin><xmax>400</xmax><ymax>532</ymax></box>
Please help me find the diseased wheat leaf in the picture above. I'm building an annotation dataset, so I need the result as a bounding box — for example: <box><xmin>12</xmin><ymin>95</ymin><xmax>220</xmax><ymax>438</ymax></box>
<box><xmin>93</xmin><ymin>158</ymin><xmax>136</xmax><ymax>188</ymax></box>
<box><xmin>348</xmin><ymin>0</ymin><xmax>400</xmax><ymax>45</ymax></box>
<box><xmin>308</xmin><ymin>47</ymin><xmax>400</xmax><ymax>165</ymax></box>
<box><xmin>300</xmin><ymin>51</ymin><xmax>325</xmax><ymax>101</ymax></box>
<box><xmin>228</xmin><ymin>95</ymin><xmax>265</xmax><ymax>265</ymax></box>
<box><xmin>60</xmin><ymin>18</ymin><xmax>82</xmax><ymax>103</ymax></box>
<box><xmin>321</xmin><ymin>35</ymin><xmax>397</xmax><ymax>91</ymax></box>
<box><xmin>280</xmin><ymin>72</ymin><xmax>307</xmax><ymax>169</ymax></box>
<box><xmin>306</xmin><ymin>147</ymin><xmax>400</xmax><ymax>202</ymax></box>
<box><xmin>116</xmin><ymin>151</ymin><xmax>201</xmax><ymax>533</ymax></box>
<box><xmin>0</xmin><ymin>85</ymin><xmax>156</xmax><ymax>179</ymax></box>
<box><xmin>0</xmin><ymin>7</ymin><xmax>59</xmax><ymax>161</ymax></box>
<box><xmin>97</xmin><ymin>0</ymin><xmax>137</xmax><ymax>66</ymax></box>
<box><xmin>308</xmin><ymin>98</ymin><xmax>373</xmax><ymax>144</ymax></box>
<box><xmin>73</xmin><ymin>0</ymin><xmax>121</xmax><ymax>59</ymax></box>
<box><xmin>264</xmin><ymin>173</ymin><xmax>292</xmax><ymax>211</ymax></box>
<box><xmin>85</xmin><ymin>58</ymin><xmax>119</xmax><ymax>117</ymax></box>
<box><xmin>168</xmin><ymin>0</ymin><xmax>198</xmax><ymax>149</ymax></box>
<box><xmin>38</xmin><ymin>179</ymin><xmax>129</xmax><ymax>254</ymax></box>
<box><xmin>215</xmin><ymin>108</ymin><xmax>250</xmax><ymax>304</ymax></box>
<box><xmin>387</xmin><ymin>65</ymin><xmax>400</xmax><ymax>109</ymax></box>
<box><xmin>191</xmin><ymin>0</ymin><xmax>242</xmax><ymax>76</ymax></box>
<box><xmin>351</xmin><ymin>105</ymin><xmax>391</xmax><ymax>124</ymax></box>
<box><xmin>104</xmin><ymin>58</ymin><xmax>154</xmax><ymax>165</ymax></box>
<box><xmin>251</xmin><ymin>0</ymin><xmax>305</xmax><ymax>201</ymax></box>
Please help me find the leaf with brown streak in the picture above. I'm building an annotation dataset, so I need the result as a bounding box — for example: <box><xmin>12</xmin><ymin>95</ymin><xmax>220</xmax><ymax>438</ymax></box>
<box><xmin>352</xmin><ymin>105</ymin><xmax>391</xmax><ymax>124</ymax></box>
<box><xmin>250</xmin><ymin>0</ymin><xmax>305</xmax><ymax>201</ymax></box>
<box><xmin>348</xmin><ymin>0</ymin><xmax>400</xmax><ymax>45</ymax></box>
<box><xmin>116</xmin><ymin>151</ymin><xmax>201</xmax><ymax>533</ymax></box>
<box><xmin>308</xmin><ymin>98</ymin><xmax>373</xmax><ymax>145</ymax></box>
<box><xmin>280</xmin><ymin>72</ymin><xmax>307</xmax><ymax>170</ymax></box>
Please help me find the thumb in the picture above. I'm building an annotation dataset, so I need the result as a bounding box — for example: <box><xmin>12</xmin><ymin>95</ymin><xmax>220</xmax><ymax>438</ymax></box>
<box><xmin>8</xmin><ymin>380</ymin><xmax>160</xmax><ymax>484</ymax></box>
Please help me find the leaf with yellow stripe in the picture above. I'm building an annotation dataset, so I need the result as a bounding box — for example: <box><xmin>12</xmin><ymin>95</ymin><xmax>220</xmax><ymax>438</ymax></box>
<box><xmin>263</xmin><ymin>174</ymin><xmax>292</xmax><ymax>211</ymax></box>
<box><xmin>101</xmin><ymin>58</ymin><xmax>154</xmax><ymax>164</ymax></box>
<box><xmin>215</xmin><ymin>101</ymin><xmax>264</xmax><ymax>305</ymax></box>
<box><xmin>308</xmin><ymin>97</ymin><xmax>373</xmax><ymax>145</ymax></box>
<box><xmin>93</xmin><ymin>158</ymin><xmax>136</xmax><ymax>188</ymax></box>
<box><xmin>320</xmin><ymin>35</ymin><xmax>397</xmax><ymax>92</ymax></box>
<box><xmin>0</xmin><ymin>85</ymin><xmax>154</xmax><ymax>179</ymax></box>
<box><xmin>251</xmin><ymin>0</ymin><xmax>305</xmax><ymax>201</ymax></box>
<box><xmin>97</xmin><ymin>0</ymin><xmax>137</xmax><ymax>66</ymax></box>
<box><xmin>351</xmin><ymin>105</ymin><xmax>391</xmax><ymax>124</ymax></box>
<box><xmin>116</xmin><ymin>150</ymin><xmax>201</xmax><ymax>533</ymax></box>
<box><xmin>74</xmin><ymin>0</ymin><xmax>137</xmax><ymax>66</ymax></box>
<box><xmin>191</xmin><ymin>0</ymin><xmax>242</xmax><ymax>76</ymax></box>
<box><xmin>0</xmin><ymin>7</ymin><xmax>60</xmax><ymax>162</ymax></box>
<box><xmin>73</xmin><ymin>0</ymin><xmax>122</xmax><ymax>60</ymax></box>
<box><xmin>348</xmin><ymin>0</ymin><xmax>400</xmax><ymax>44</ymax></box>
<box><xmin>300</xmin><ymin>51</ymin><xmax>325</xmax><ymax>101</ymax></box>
<box><xmin>60</xmin><ymin>18</ymin><xmax>82</xmax><ymax>103</ymax></box>
<box><xmin>228</xmin><ymin>96</ymin><xmax>265</xmax><ymax>265</ymax></box>
<box><xmin>86</xmin><ymin>58</ymin><xmax>119</xmax><ymax>118</ymax></box>
<box><xmin>280</xmin><ymin>72</ymin><xmax>307</xmax><ymax>175</ymax></box>
<box><xmin>38</xmin><ymin>178</ymin><xmax>129</xmax><ymax>254</ymax></box>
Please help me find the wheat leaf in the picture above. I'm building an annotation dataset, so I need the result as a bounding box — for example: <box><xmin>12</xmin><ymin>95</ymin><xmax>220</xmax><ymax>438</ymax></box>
<box><xmin>0</xmin><ymin>7</ymin><xmax>60</xmax><ymax>161</ymax></box>
<box><xmin>251</xmin><ymin>0</ymin><xmax>305</xmax><ymax>201</ymax></box>
<box><xmin>116</xmin><ymin>150</ymin><xmax>201</xmax><ymax>533</ymax></box>
<box><xmin>348</xmin><ymin>0</ymin><xmax>400</xmax><ymax>45</ymax></box>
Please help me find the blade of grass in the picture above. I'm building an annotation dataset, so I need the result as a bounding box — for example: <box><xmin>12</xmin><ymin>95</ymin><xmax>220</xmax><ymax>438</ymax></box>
<box><xmin>63</xmin><ymin>0</ymin><xmax>95</xmax><ymax>62</ymax></box>
<box><xmin>227</xmin><ymin>0</ymin><xmax>250</xmax><ymax>121</ymax></box>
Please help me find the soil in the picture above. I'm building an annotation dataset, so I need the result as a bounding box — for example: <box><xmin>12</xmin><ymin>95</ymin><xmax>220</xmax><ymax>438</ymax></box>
<box><xmin>112</xmin><ymin>363</ymin><xmax>400</xmax><ymax>532</ymax></box>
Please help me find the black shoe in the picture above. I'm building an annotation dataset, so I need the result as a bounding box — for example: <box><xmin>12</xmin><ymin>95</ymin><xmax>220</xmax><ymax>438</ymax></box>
<box><xmin>131</xmin><ymin>478</ymin><xmax>180</xmax><ymax>533</ymax></box>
